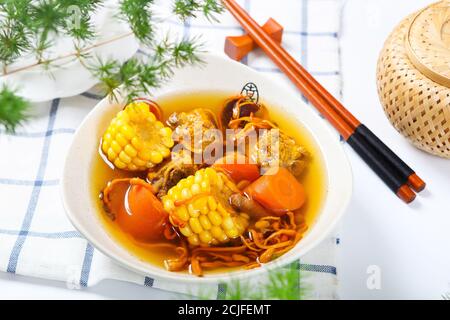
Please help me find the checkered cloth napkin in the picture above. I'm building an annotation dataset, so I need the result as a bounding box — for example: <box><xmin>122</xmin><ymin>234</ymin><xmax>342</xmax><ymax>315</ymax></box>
<box><xmin>0</xmin><ymin>0</ymin><xmax>343</xmax><ymax>299</ymax></box>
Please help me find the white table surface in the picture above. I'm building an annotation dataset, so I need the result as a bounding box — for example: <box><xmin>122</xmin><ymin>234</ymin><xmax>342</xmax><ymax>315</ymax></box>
<box><xmin>339</xmin><ymin>0</ymin><xmax>450</xmax><ymax>300</ymax></box>
<box><xmin>1</xmin><ymin>0</ymin><xmax>449</xmax><ymax>300</ymax></box>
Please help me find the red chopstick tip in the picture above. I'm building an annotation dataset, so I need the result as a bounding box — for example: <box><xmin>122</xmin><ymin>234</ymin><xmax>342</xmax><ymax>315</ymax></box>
<box><xmin>408</xmin><ymin>173</ymin><xmax>426</xmax><ymax>192</ymax></box>
<box><xmin>397</xmin><ymin>185</ymin><xmax>416</xmax><ymax>204</ymax></box>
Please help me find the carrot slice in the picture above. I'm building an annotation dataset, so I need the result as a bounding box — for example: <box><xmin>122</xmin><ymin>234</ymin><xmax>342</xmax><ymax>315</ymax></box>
<box><xmin>244</xmin><ymin>167</ymin><xmax>306</xmax><ymax>215</ymax></box>
<box><xmin>213</xmin><ymin>153</ymin><xmax>260</xmax><ymax>183</ymax></box>
<box><xmin>116</xmin><ymin>183</ymin><xmax>168</xmax><ymax>242</ymax></box>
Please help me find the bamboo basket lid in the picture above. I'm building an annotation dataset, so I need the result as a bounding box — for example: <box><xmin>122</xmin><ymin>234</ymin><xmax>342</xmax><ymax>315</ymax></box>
<box><xmin>405</xmin><ymin>0</ymin><xmax>450</xmax><ymax>88</ymax></box>
<box><xmin>377</xmin><ymin>1</ymin><xmax>450</xmax><ymax>159</ymax></box>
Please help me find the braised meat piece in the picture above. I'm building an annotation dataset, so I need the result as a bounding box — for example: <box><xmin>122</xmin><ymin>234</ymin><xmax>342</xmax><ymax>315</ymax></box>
<box><xmin>147</xmin><ymin>157</ymin><xmax>203</xmax><ymax>198</ymax></box>
<box><xmin>248</xmin><ymin>130</ymin><xmax>309</xmax><ymax>178</ymax></box>
<box><xmin>167</xmin><ymin>108</ymin><xmax>219</xmax><ymax>154</ymax></box>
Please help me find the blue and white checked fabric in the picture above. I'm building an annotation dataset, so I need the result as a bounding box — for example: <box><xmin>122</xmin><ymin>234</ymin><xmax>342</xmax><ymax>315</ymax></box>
<box><xmin>0</xmin><ymin>0</ymin><xmax>343</xmax><ymax>299</ymax></box>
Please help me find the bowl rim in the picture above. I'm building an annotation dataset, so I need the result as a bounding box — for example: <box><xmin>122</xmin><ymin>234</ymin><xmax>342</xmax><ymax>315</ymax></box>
<box><xmin>61</xmin><ymin>52</ymin><xmax>353</xmax><ymax>284</ymax></box>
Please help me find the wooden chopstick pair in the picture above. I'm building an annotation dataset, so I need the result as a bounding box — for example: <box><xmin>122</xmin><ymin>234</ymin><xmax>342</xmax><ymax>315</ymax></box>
<box><xmin>222</xmin><ymin>0</ymin><xmax>426</xmax><ymax>203</ymax></box>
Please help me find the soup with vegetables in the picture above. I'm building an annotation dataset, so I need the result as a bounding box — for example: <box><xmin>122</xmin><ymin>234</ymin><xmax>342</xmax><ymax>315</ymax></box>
<box><xmin>91</xmin><ymin>91</ymin><xmax>326</xmax><ymax>276</ymax></box>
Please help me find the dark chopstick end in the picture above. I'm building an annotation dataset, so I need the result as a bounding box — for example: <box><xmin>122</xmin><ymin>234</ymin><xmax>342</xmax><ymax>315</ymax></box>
<box><xmin>397</xmin><ymin>185</ymin><xmax>416</xmax><ymax>204</ymax></box>
<box><xmin>408</xmin><ymin>173</ymin><xmax>426</xmax><ymax>193</ymax></box>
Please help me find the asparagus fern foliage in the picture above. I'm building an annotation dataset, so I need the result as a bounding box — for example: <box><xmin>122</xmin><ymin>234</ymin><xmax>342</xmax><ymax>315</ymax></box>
<box><xmin>0</xmin><ymin>0</ymin><xmax>223</xmax><ymax>132</ymax></box>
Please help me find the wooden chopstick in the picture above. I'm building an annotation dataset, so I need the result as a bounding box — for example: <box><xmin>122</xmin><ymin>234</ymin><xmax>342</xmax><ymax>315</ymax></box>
<box><xmin>224</xmin><ymin>3</ymin><xmax>425</xmax><ymax>193</ymax></box>
<box><xmin>223</xmin><ymin>0</ymin><xmax>421</xmax><ymax>203</ymax></box>
<box><xmin>223</xmin><ymin>1</ymin><xmax>354</xmax><ymax>139</ymax></box>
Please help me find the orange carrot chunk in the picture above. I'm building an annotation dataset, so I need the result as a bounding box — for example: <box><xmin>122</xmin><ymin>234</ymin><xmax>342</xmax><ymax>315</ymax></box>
<box><xmin>116</xmin><ymin>183</ymin><xmax>168</xmax><ymax>242</ymax></box>
<box><xmin>213</xmin><ymin>154</ymin><xmax>260</xmax><ymax>183</ymax></box>
<box><xmin>245</xmin><ymin>167</ymin><xmax>306</xmax><ymax>215</ymax></box>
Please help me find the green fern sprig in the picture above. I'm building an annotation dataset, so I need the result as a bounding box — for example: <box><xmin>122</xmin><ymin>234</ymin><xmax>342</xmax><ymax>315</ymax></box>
<box><xmin>0</xmin><ymin>0</ymin><xmax>223</xmax><ymax>133</ymax></box>
<box><xmin>193</xmin><ymin>264</ymin><xmax>309</xmax><ymax>300</ymax></box>
<box><xmin>0</xmin><ymin>85</ymin><xmax>29</xmax><ymax>133</ymax></box>
<box><xmin>173</xmin><ymin>0</ymin><xmax>224</xmax><ymax>21</ymax></box>
<box><xmin>119</xmin><ymin>0</ymin><xmax>154</xmax><ymax>44</ymax></box>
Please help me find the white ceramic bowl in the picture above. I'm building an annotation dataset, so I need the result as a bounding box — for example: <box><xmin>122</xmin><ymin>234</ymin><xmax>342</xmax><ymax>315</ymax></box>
<box><xmin>61</xmin><ymin>53</ymin><xmax>352</xmax><ymax>284</ymax></box>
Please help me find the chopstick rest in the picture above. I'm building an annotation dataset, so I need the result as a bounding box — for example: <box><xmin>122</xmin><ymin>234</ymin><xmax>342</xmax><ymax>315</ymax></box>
<box><xmin>225</xmin><ymin>18</ymin><xmax>283</xmax><ymax>61</ymax></box>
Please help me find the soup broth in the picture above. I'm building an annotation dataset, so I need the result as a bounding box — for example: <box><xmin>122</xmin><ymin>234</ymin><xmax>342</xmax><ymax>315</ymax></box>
<box><xmin>91</xmin><ymin>91</ymin><xmax>327</xmax><ymax>273</ymax></box>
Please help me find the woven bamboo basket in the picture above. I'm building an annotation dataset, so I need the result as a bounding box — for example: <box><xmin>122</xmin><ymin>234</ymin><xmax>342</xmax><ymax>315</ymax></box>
<box><xmin>377</xmin><ymin>1</ymin><xmax>450</xmax><ymax>158</ymax></box>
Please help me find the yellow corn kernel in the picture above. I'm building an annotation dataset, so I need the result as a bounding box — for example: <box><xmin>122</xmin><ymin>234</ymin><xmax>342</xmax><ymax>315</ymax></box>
<box><xmin>210</xmin><ymin>226</ymin><xmax>222</xmax><ymax>239</ymax></box>
<box><xmin>107</xmin><ymin>148</ymin><xmax>117</xmax><ymax>161</ymax></box>
<box><xmin>162</xmin><ymin>137</ymin><xmax>174</xmax><ymax>148</ymax></box>
<box><xmin>163</xmin><ymin>197</ymin><xmax>175</xmax><ymax>211</ymax></box>
<box><xmin>115</xmin><ymin>118</ymin><xmax>124</xmax><ymax>128</ymax></box>
<box><xmin>111</xmin><ymin>140</ymin><xmax>122</xmax><ymax>154</ymax></box>
<box><xmin>199</xmin><ymin>231</ymin><xmax>213</xmax><ymax>244</ymax></box>
<box><xmin>185</xmin><ymin>175</ymin><xmax>193</xmax><ymax>185</ymax></box>
<box><xmin>180</xmin><ymin>225</ymin><xmax>193</xmax><ymax>237</ymax></box>
<box><xmin>194</xmin><ymin>172</ymin><xmax>203</xmax><ymax>184</ymax></box>
<box><xmin>216</xmin><ymin>174</ymin><xmax>224</xmax><ymax>191</ymax></box>
<box><xmin>115</xmin><ymin>133</ymin><xmax>127</xmax><ymax>147</ymax></box>
<box><xmin>191</xmin><ymin>183</ymin><xmax>201</xmax><ymax>195</ymax></box>
<box><xmin>119</xmin><ymin>151</ymin><xmax>132</xmax><ymax>164</ymax></box>
<box><xmin>169</xmin><ymin>188</ymin><xmax>181</xmax><ymax>201</ymax></box>
<box><xmin>225</xmin><ymin>228</ymin><xmax>239</xmax><ymax>239</ymax></box>
<box><xmin>118</xmin><ymin>110</ymin><xmax>129</xmax><ymax>122</ymax></box>
<box><xmin>189</xmin><ymin>218</ymin><xmax>203</xmax><ymax>234</ymax></box>
<box><xmin>159</xmin><ymin>146</ymin><xmax>171</xmax><ymax>158</ymax></box>
<box><xmin>103</xmin><ymin>132</ymin><xmax>112</xmax><ymax>143</ymax></box>
<box><xmin>188</xmin><ymin>234</ymin><xmax>200</xmax><ymax>246</ymax></box>
<box><xmin>120</xmin><ymin>125</ymin><xmax>135</xmax><ymax>140</ymax></box>
<box><xmin>235</xmin><ymin>217</ymin><xmax>247</xmax><ymax>234</ymax></box>
<box><xmin>138</xmin><ymin>149</ymin><xmax>152</xmax><ymax>161</ymax></box>
<box><xmin>193</xmin><ymin>196</ymin><xmax>207</xmax><ymax>209</ymax></box>
<box><xmin>199</xmin><ymin>215</ymin><xmax>212</xmax><ymax>230</ymax></box>
<box><xmin>128</xmin><ymin>163</ymin><xmax>138</xmax><ymax>171</ymax></box>
<box><xmin>102</xmin><ymin>141</ymin><xmax>110</xmax><ymax>153</ymax></box>
<box><xmin>186</xmin><ymin>176</ymin><xmax>195</xmax><ymax>187</ymax></box>
<box><xmin>181</xmin><ymin>188</ymin><xmax>192</xmax><ymax>201</ymax></box>
<box><xmin>127</xmin><ymin>109</ymin><xmax>139</xmax><ymax>122</ymax></box>
<box><xmin>187</xmin><ymin>203</ymin><xmax>200</xmax><ymax>218</ymax></box>
<box><xmin>149</xmin><ymin>151</ymin><xmax>163</xmax><ymax>164</ymax></box>
<box><xmin>124</xmin><ymin>144</ymin><xmax>137</xmax><ymax>158</ymax></box>
<box><xmin>154</xmin><ymin>122</ymin><xmax>164</xmax><ymax>130</ymax></box>
<box><xmin>222</xmin><ymin>217</ymin><xmax>234</xmax><ymax>230</ymax></box>
<box><xmin>206</xmin><ymin>168</ymin><xmax>218</xmax><ymax>184</ymax></box>
<box><xmin>131</xmin><ymin>137</ymin><xmax>143</xmax><ymax>150</ymax></box>
<box><xmin>200</xmin><ymin>180</ymin><xmax>210</xmax><ymax>192</ymax></box>
<box><xmin>208</xmin><ymin>211</ymin><xmax>222</xmax><ymax>226</ymax></box>
<box><xmin>199</xmin><ymin>205</ymin><xmax>209</xmax><ymax>215</ymax></box>
<box><xmin>177</xmin><ymin>178</ymin><xmax>188</xmax><ymax>190</ymax></box>
<box><xmin>159</xmin><ymin>127</ymin><xmax>172</xmax><ymax>137</ymax></box>
<box><xmin>207</xmin><ymin>196</ymin><xmax>217</xmax><ymax>211</ymax></box>
<box><xmin>109</xmin><ymin>124</ymin><xmax>117</xmax><ymax>135</ymax></box>
<box><xmin>132</xmin><ymin>157</ymin><xmax>146</xmax><ymax>167</ymax></box>
<box><xmin>114</xmin><ymin>159</ymin><xmax>127</xmax><ymax>169</ymax></box>
<box><xmin>217</xmin><ymin>203</ymin><xmax>228</xmax><ymax>217</ymax></box>
<box><xmin>211</xmin><ymin>226</ymin><xmax>229</xmax><ymax>243</ymax></box>
<box><xmin>175</xmin><ymin>206</ymin><xmax>190</xmax><ymax>222</ymax></box>
<box><xmin>146</xmin><ymin>111</ymin><xmax>156</xmax><ymax>122</ymax></box>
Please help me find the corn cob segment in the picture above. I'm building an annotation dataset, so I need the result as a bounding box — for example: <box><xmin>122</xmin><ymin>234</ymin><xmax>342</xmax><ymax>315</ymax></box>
<box><xmin>101</xmin><ymin>101</ymin><xmax>174</xmax><ymax>171</ymax></box>
<box><xmin>162</xmin><ymin>168</ymin><xmax>249</xmax><ymax>246</ymax></box>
